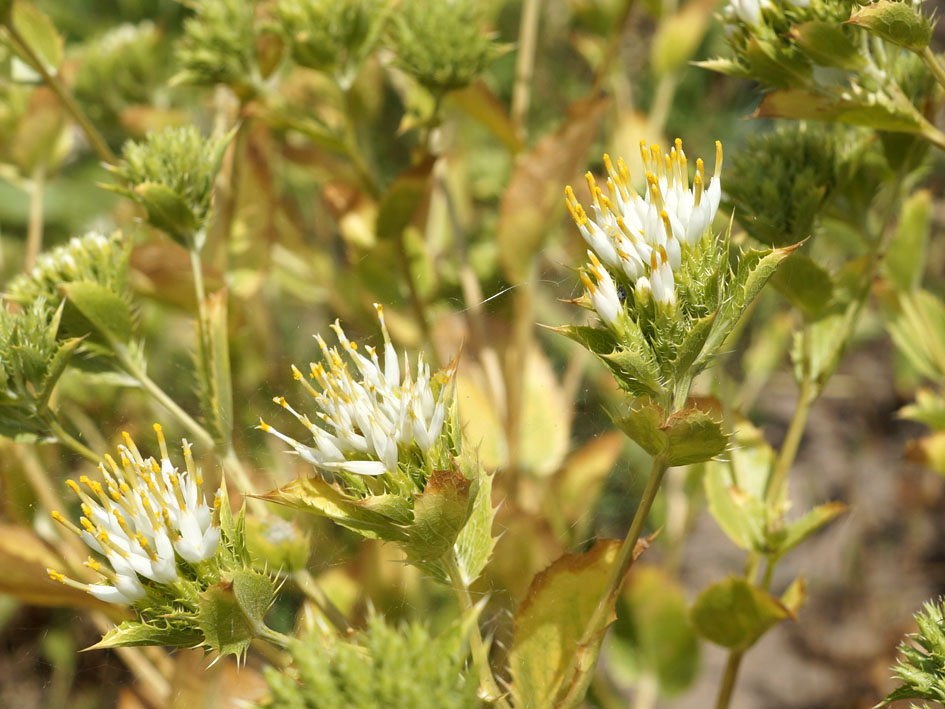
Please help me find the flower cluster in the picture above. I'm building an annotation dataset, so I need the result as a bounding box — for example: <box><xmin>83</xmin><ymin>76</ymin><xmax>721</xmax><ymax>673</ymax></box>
<box><xmin>260</xmin><ymin>304</ymin><xmax>454</xmax><ymax>481</ymax></box>
<box><xmin>566</xmin><ymin>139</ymin><xmax>722</xmax><ymax>324</ymax></box>
<box><xmin>48</xmin><ymin>425</ymin><xmax>221</xmax><ymax>604</ymax></box>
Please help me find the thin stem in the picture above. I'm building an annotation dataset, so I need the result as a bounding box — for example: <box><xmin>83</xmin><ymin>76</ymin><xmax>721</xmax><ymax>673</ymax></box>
<box><xmin>443</xmin><ymin>552</ymin><xmax>509</xmax><ymax>708</ymax></box>
<box><xmin>256</xmin><ymin>624</ymin><xmax>293</xmax><ymax>649</ymax></box>
<box><xmin>394</xmin><ymin>229</ymin><xmax>437</xmax><ymax>365</ymax></box>
<box><xmin>763</xmin><ymin>371</ymin><xmax>813</xmax><ymax>517</ymax></box>
<box><xmin>45</xmin><ymin>417</ymin><xmax>100</xmax><ymax>464</ymax></box>
<box><xmin>511</xmin><ymin>0</ymin><xmax>541</xmax><ymax>138</ymax></box>
<box><xmin>3</xmin><ymin>23</ymin><xmax>117</xmax><ymax>165</ymax></box>
<box><xmin>24</xmin><ymin>164</ymin><xmax>45</xmax><ymax>272</ymax></box>
<box><xmin>921</xmin><ymin>46</ymin><xmax>945</xmax><ymax>93</ymax></box>
<box><xmin>556</xmin><ymin>455</ymin><xmax>670</xmax><ymax>708</ymax></box>
<box><xmin>715</xmin><ymin>651</ymin><xmax>744</xmax><ymax>709</ymax></box>
<box><xmin>590</xmin><ymin>0</ymin><xmax>638</xmax><ymax>96</ymax></box>
<box><xmin>292</xmin><ymin>569</ymin><xmax>353</xmax><ymax>635</ymax></box>
<box><xmin>214</xmin><ymin>116</ymin><xmax>250</xmax><ymax>269</ymax></box>
<box><xmin>113</xmin><ymin>343</ymin><xmax>215</xmax><ymax>451</ymax></box>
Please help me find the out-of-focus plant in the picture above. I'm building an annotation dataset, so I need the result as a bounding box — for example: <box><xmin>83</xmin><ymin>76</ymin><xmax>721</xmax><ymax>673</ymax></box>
<box><xmin>880</xmin><ymin>598</ymin><xmax>945</xmax><ymax>705</ymax></box>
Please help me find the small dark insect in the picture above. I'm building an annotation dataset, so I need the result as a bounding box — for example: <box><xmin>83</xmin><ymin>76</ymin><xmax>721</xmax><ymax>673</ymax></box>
<box><xmin>617</xmin><ymin>285</ymin><xmax>627</xmax><ymax>303</ymax></box>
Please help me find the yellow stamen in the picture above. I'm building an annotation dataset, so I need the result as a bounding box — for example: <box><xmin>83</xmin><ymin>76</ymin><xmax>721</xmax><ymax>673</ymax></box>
<box><xmin>715</xmin><ymin>140</ymin><xmax>723</xmax><ymax>177</ymax></box>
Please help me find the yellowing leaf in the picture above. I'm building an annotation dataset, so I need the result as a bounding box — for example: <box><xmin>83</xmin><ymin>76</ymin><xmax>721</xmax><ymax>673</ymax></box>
<box><xmin>516</xmin><ymin>347</ymin><xmax>570</xmax><ymax>478</ymax></box>
<box><xmin>456</xmin><ymin>371</ymin><xmax>507</xmax><ymax>470</ymax></box>
<box><xmin>690</xmin><ymin>577</ymin><xmax>792</xmax><ymax>650</ymax></box>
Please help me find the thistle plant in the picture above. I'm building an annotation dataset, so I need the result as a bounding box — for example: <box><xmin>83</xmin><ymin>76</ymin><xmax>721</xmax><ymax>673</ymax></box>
<box><xmin>47</xmin><ymin>425</ymin><xmax>282</xmax><ymax>657</ymax></box>
<box><xmin>881</xmin><ymin>599</ymin><xmax>945</xmax><ymax>705</ymax></box>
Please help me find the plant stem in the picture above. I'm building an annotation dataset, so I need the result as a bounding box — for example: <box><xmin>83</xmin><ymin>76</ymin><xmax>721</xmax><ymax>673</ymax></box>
<box><xmin>763</xmin><ymin>371</ymin><xmax>813</xmax><ymax>517</ymax></box>
<box><xmin>715</xmin><ymin>650</ymin><xmax>744</xmax><ymax>709</ymax></box>
<box><xmin>3</xmin><ymin>23</ymin><xmax>117</xmax><ymax>165</ymax></box>
<box><xmin>257</xmin><ymin>623</ymin><xmax>293</xmax><ymax>649</ymax></box>
<box><xmin>24</xmin><ymin>163</ymin><xmax>45</xmax><ymax>272</ymax></box>
<box><xmin>921</xmin><ymin>46</ymin><xmax>945</xmax><ymax>93</ymax></box>
<box><xmin>113</xmin><ymin>343</ymin><xmax>215</xmax><ymax>451</ymax></box>
<box><xmin>556</xmin><ymin>455</ymin><xmax>670</xmax><ymax>708</ymax></box>
<box><xmin>292</xmin><ymin>569</ymin><xmax>353</xmax><ymax>635</ymax></box>
<box><xmin>443</xmin><ymin>551</ymin><xmax>509</xmax><ymax>707</ymax></box>
<box><xmin>511</xmin><ymin>0</ymin><xmax>541</xmax><ymax>138</ymax></box>
<box><xmin>45</xmin><ymin>416</ymin><xmax>100</xmax><ymax>464</ymax></box>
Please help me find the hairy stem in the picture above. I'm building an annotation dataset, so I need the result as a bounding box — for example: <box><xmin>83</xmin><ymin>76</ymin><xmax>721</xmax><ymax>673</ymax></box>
<box><xmin>3</xmin><ymin>22</ymin><xmax>117</xmax><ymax>165</ymax></box>
<box><xmin>556</xmin><ymin>454</ymin><xmax>670</xmax><ymax>708</ymax></box>
<box><xmin>444</xmin><ymin>551</ymin><xmax>509</xmax><ymax>707</ymax></box>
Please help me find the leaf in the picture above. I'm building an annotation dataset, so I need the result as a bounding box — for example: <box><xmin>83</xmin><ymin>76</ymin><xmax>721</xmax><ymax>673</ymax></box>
<box><xmin>607</xmin><ymin>567</ymin><xmax>700</xmax><ymax>697</ymax></box>
<box><xmin>376</xmin><ymin>156</ymin><xmax>435</xmax><ymax>241</ymax></box>
<box><xmin>905</xmin><ymin>430</ymin><xmax>945</xmax><ymax>475</ymax></box>
<box><xmin>197</xmin><ymin>574</ymin><xmax>266</xmax><ymax>659</ymax></box>
<box><xmin>258</xmin><ymin>476</ymin><xmax>411</xmax><ymax>542</ymax></box>
<box><xmin>790</xmin><ymin>21</ymin><xmax>864</xmax><ymax>70</ymax></box>
<box><xmin>35</xmin><ymin>336</ymin><xmax>83</xmax><ymax>412</ymax></box>
<box><xmin>673</xmin><ymin>311</ymin><xmax>717</xmax><ymax>380</ymax></box>
<box><xmin>60</xmin><ymin>281</ymin><xmax>133</xmax><ymax>345</ymax></box>
<box><xmin>743</xmin><ymin>36</ymin><xmax>811</xmax><ymax>89</ymax></box>
<box><xmin>405</xmin><ymin>467</ymin><xmax>474</xmax><ymax>562</ymax></box>
<box><xmin>0</xmin><ymin>525</ymin><xmax>108</xmax><ymax>611</ymax></box>
<box><xmin>614</xmin><ymin>401</ymin><xmax>667</xmax><ymax>457</ymax></box>
<box><xmin>650</xmin><ymin>0</ymin><xmax>714</xmax><ymax>77</ymax></box>
<box><xmin>133</xmin><ymin>182</ymin><xmax>200</xmax><ymax>242</ymax></box>
<box><xmin>453</xmin><ymin>471</ymin><xmax>497</xmax><ymax>585</ymax></box>
<box><xmin>456</xmin><ymin>370</ymin><xmax>508</xmax><ymax>471</ymax></box>
<box><xmin>704</xmin><ymin>464</ymin><xmax>767</xmax><ymax>551</ymax></box>
<box><xmin>753</xmin><ymin>89</ymin><xmax>925</xmax><ymax>133</ymax></box>
<box><xmin>10</xmin><ymin>3</ymin><xmax>63</xmax><ymax>72</ymax></box>
<box><xmin>690</xmin><ymin>577</ymin><xmax>793</xmax><ymax>650</ymax></box>
<box><xmin>884</xmin><ymin>189</ymin><xmax>931</xmax><ymax>293</ymax></box>
<box><xmin>449</xmin><ymin>81</ymin><xmax>522</xmax><ymax>153</ymax></box>
<box><xmin>88</xmin><ymin>620</ymin><xmax>203</xmax><ymax>650</ymax></box>
<box><xmin>691</xmin><ymin>57</ymin><xmax>751</xmax><ymax>79</ymax></box>
<box><xmin>847</xmin><ymin>0</ymin><xmax>932</xmax><ymax>51</ymax></box>
<box><xmin>663</xmin><ymin>408</ymin><xmax>728</xmax><ymax>466</ymax></box>
<box><xmin>770</xmin><ymin>501</ymin><xmax>848</xmax><ymax>558</ymax></box>
<box><xmin>508</xmin><ymin>540</ymin><xmax>622</xmax><ymax>708</ymax></box>
<box><xmin>516</xmin><ymin>347</ymin><xmax>570</xmax><ymax>477</ymax></box>
<box><xmin>772</xmin><ymin>252</ymin><xmax>833</xmax><ymax>317</ymax></box>
<box><xmin>197</xmin><ymin>289</ymin><xmax>233</xmax><ymax>445</ymax></box>
<box><xmin>780</xmin><ymin>575</ymin><xmax>807</xmax><ymax>615</ymax></box>
<box><xmin>497</xmin><ymin>95</ymin><xmax>608</xmax><ymax>282</ymax></box>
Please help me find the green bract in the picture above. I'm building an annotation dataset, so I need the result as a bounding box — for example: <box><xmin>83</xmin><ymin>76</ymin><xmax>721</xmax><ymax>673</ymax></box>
<box><xmin>260</xmin><ymin>612</ymin><xmax>479</xmax><ymax>708</ymax></box>
<box><xmin>107</xmin><ymin>126</ymin><xmax>232</xmax><ymax>246</ymax></box>
<box><xmin>388</xmin><ymin>0</ymin><xmax>502</xmax><ymax>92</ymax></box>
<box><xmin>881</xmin><ymin>598</ymin><xmax>945</xmax><ymax>705</ymax></box>
<box><xmin>276</xmin><ymin>0</ymin><xmax>385</xmax><ymax>83</ymax></box>
<box><xmin>175</xmin><ymin>0</ymin><xmax>259</xmax><ymax>95</ymax></box>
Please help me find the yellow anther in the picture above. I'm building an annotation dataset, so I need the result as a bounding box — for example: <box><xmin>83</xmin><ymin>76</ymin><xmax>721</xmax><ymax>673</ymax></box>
<box><xmin>585</xmin><ymin>172</ymin><xmax>601</xmax><ymax>207</ymax></box>
<box><xmin>66</xmin><ymin>479</ymin><xmax>81</xmax><ymax>495</ymax></box>
<box><xmin>715</xmin><ymin>140</ymin><xmax>723</xmax><ymax>177</ymax></box>
<box><xmin>275</xmin><ymin>396</ymin><xmax>288</xmax><ymax>407</ymax></box>
<box><xmin>48</xmin><ymin>569</ymin><xmax>66</xmax><ymax>583</ymax></box>
<box><xmin>291</xmin><ymin>364</ymin><xmax>303</xmax><ymax>381</ymax></box>
<box><xmin>650</xmin><ymin>251</ymin><xmax>659</xmax><ymax>270</ymax></box>
<box><xmin>580</xmin><ymin>271</ymin><xmax>596</xmax><ymax>293</ymax></box>
<box><xmin>694</xmin><ymin>172</ymin><xmax>703</xmax><ymax>207</ymax></box>
<box><xmin>588</xmin><ymin>250</ymin><xmax>604</xmax><ymax>270</ymax></box>
<box><xmin>258</xmin><ymin>418</ymin><xmax>271</xmax><ymax>432</ymax></box>
<box><xmin>51</xmin><ymin>510</ymin><xmax>65</xmax><ymax>523</ymax></box>
<box><xmin>660</xmin><ymin>210</ymin><xmax>673</xmax><ymax>239</ymax></box>
<box><xmin>696</xmin><ymin>158</ymin><xmax>705</xmax><ymax>179</ymax></box>
<box><xmin>80</xmin><ymin>518</ymin><xmax>95</xmax><ymax>534</ymax></box>
<box><xmin>658</xmin><ymin>245</ymin><xmax>668</xmax><ymax>263</ymax></box>
<box><xmin>84</xmin><ymin>557</ymin><xmax>102</xmax><ymax>572</ymax></box>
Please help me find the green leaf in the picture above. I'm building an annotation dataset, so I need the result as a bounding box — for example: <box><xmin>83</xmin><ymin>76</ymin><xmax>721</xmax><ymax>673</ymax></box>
<box><xmin>673</xmin><ymin>311</ymin><xmax>717</xmax><ymax>379</ymax></box>
<box><xmin>884</xmin><ymin>189</ymin><xmax>931</xmax><ymax>293</ymax></box>
<box><xmin>650</xmin><ymin>0</ymin><xmax>713</xmax><ymax>77</ymax></box>
<box><xmin>614</xmin><ymin>401</ymin><xmax>667</xmax><ymax>457</ymax></box>
<box><xmin>690</xmin><ymin>577</ymin><xmax>792</xmax><ymax>650</ymax></box>
<box><xmin>60</xmin><ymin>281</ymin><xmax>133</xmax><ymax>345</ymax></box>
<box><xmin>196</xmin><ymin>289</ymin><xmax>233</xmax><ymax>445</ymax></box>
<box><xmin>453</xmin><ymin>470</ymin><xmax>497</xmax><ymax>584</ymax></box>
<box><xmin>35</xmin><ymin>336</ymin><xmax>83</xmax><ymax>412</ymax></box>
<box><xmin>259</xmin><ymin>476</ymin><xmax>411</xmax><ymax>542</ymax></box>
<box><xmin>197</xmin><ymin>570</ymin><xmax>274</xmax><ymax>658</ymax></box>
<box><xmin>772</xmin><ymin>252</ymin><xmax>833</xmax><ymax>317</ymax></box>
<box><xmin>704</xmin><ymin>463</ymin><xmax>767</xmax><ymax>551</ymax></box>
<box><xmin>608</xmin><ymin>567</ymin><xmax>700</xmax><ymax>697</ymax></box>
<box><xmin>88</xmin><ymin>620</ymin><xmax>203</xmax><ymax>650</ymax></box>
<box><xmin>10</xmin><ymin>3</ymin><xmax>63</xmax><ymax>72</ymax></box>
<box><xmin>376</xmin><ymin>156</ymin><xmax>435</xmax><ymax>241</ymax></box>
<box><xmin>508</xmin><ymin>540</ymin><xmax>622</xmax><ymax>708</ymax></box>
<box><xmin>790</xmin><ymin>21</ymin><xmax>864</xmax><ymax>70</ymax></box>
<box><xmin>133</xmin><ymin>181</ymin><xmax>199</xmax><ymax>242</ymax></box>
<box><xmin>663</xmin><ymin>408</ymin><xmax>728</xmax><ymax>466</ymax></box>
<box><xmin>753</xmin><ymin>89</ymin><xmax>925</xmax><ymax>133</ymax></box>
<box><xmin>405</xmin><ymin>467</ymin><xmax>474</xmax><ymax>562</ymax></box>
<box><xmin>743</xmin><ymin>36</ymin><xmax>811</xmax><ymax>89</ymax></box>
<box><xmin>448</xmin><ymin>82</ymin><xmax>522</xmax><ymax>153</ymax></box>
<box><xmin>780</xmin><ymin>575</ymin><xmax>807</xmax><ymax>615</ymax></box>
<box><xmin>847</xmin><ymin>0</ymin><xmax>932</xmax><ymax>51</ymax></box>
<box><xmin>691</xmin><ymin>57</ymin><xmax>751</xmax><ymax>79</ymax></box>
<box><xmin>770</xmin><ymin>501</ymin><xmax>848</xmax><ymax>559</ymax></box>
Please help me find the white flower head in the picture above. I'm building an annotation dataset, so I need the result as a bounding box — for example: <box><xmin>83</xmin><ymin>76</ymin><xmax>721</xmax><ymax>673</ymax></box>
<box><xmin>48</xmin><ymin>425</ymin><xmax>221</xmax><ymax>605</ymax></box>
<box><xmin>260</xmin><ymin>304</ymin><xmax>456</xmax><ymax>479</ymax></box>
<box><xmin>565</xmin><ymin>139</ymin><xmax>723</xmax><ymax>314</ymax></box>
<box><xmin>581</xmin><ymin>250</ymin><xmax>623</xmax><ymax>327</ymax></box>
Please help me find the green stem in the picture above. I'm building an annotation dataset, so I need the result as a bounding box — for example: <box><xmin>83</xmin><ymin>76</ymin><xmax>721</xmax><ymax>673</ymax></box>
<box><xmin>46</xmin><ymin>416</ymin><xmax>100</xmax><ymax>464</ymax></box>
<box><xmin>256</xmin><ymin>624</ymin><xmax>293</xmax><ymax>649</ymax></box>
<box><xmin>556</xmin><ymin>454</ymin><xmax>670</xmax><ymax>708</ymax></box>
<box><xmin>443</xmin><ymin>551</ymin><xmax>509</xmax><ymax>708</ymax></box>
<box><xmin>113</xmin><ymin>343</ymin><xmax>215</xmax><ymax>451</ymax></box>
<box><xmin>510</xmin><ymin>0</ymin><xmax>541</xmax><ymax>139</ymax></box>
<box><xmin>292</xmin><ymin>569</ymin><xmax>353</xmax><ymax>635</ymax></box>
<box><xmin>3</xmin><ymin>22</ymin><xmax>117</xmax><ymax>165</ymax></box>
<box><xmin>763</xmin><ymin>371</ymin><xmax>814</xmax><ymax>518</ymax></box>
<box><xmin>715</xmin><ymin>651</ymin><xmax>744</xmax><ymax>709</ymax></box>
<box><xmin>24</xmin><ymin>163</ymin><xmax>45</xmax><ymax>273</ymax></box>
<box><xmin>921</xmin><ymin>46</ymin><xmax>945</xmax><ymax>93</ymax></box>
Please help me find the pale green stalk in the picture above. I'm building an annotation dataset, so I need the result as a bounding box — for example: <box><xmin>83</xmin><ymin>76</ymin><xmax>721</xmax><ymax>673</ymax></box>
<box><xmin>920</xmin><ymin>46</ymin><xmax>945</xmax><ymax>93</ymax></box>
<box><xmin>443</xmin><ymin>551</ymin><xmax>510</xmax><ymax>708</ymax></box>
<box><xmin>2</xmin><ymin>22</ymin><xmax>117</xmax><ymax>165</ymax></box>
<box><xmin>24</xmin><ymin>164</ymin><xmax>45</xmax><ymax>273</ymax></box>
<box><xmin>511</xmin><ymin>0</ymin><xmax>541</xmax><ymax>137</ymax></box>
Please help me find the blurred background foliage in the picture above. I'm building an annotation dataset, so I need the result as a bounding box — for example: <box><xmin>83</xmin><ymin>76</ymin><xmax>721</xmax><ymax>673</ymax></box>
<box><xmin>1</xmin><ymin>0</ymin><xmax>945</xmax><ymax>707</ymax></box>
